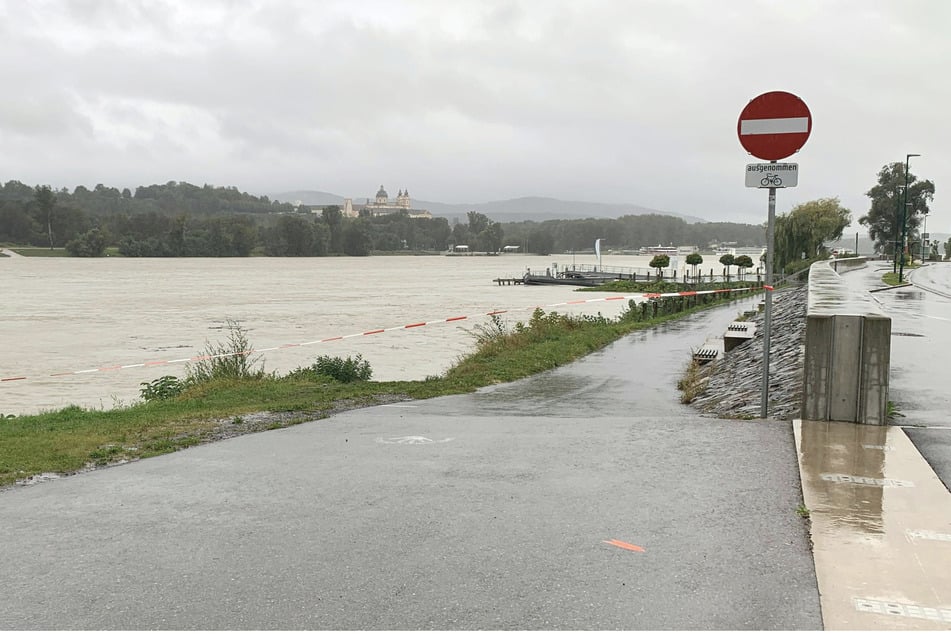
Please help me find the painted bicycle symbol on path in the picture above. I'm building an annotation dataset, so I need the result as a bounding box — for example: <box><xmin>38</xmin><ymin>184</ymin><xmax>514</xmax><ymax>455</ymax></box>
<box><xmin>376</xmin><ymin>436</ymin><xmax>453</xmax><ymax>445</ymax></box>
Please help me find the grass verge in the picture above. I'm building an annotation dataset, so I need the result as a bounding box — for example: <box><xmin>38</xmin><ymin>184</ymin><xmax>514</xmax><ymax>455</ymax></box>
<box><xmin>0</xmin><ymin>287</ymin><xmax>758</xmax><ymax>488</ymax></box>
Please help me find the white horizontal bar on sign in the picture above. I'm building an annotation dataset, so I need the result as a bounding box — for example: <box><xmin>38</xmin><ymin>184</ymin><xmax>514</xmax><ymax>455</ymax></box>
<box><xmin>740</xmin><ymin>117</ymin><xmax>809</xmax><ymax>135</ymax></box>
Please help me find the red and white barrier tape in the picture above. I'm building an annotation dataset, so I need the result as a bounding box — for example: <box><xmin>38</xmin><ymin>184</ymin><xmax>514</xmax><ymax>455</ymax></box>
<box><xmin>1</xmin><ymin>287</ymin><xmax>761</xmax><ymax>384</ymax></box>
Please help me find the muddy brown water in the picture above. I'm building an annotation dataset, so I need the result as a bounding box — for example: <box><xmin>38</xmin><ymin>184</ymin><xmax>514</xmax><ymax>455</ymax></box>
<box><xmin>3</xmin><ymin>254</ymin><xmax>726</xmax><ymax>415</ymax></box>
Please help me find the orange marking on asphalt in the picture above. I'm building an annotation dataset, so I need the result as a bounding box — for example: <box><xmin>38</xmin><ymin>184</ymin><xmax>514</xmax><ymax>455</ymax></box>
<box><xmin>363</xmin><ymin>329</ymin><xmax>385</xmax><ymax>335</ymax></box>
<box><xmin>321</xmin><ymin>336</ymin><xmax>343</xmax><ymax>342</ymax></box>
<box><xmin>1</xmin><ymin>376</ymin><xmax>27</xmax><ymax>382</ymax></box>
<box><xmin>404</xmin><ymin>322</ymin><xmax>426</xmax><ymax>328</ymax></box>
<box><xmin>446</xmin><ymin>316</ymin><xmax>467</xmax><ymax>322</ymax></box>
<box><xmin>603</xmin><ymin>539</ymin><xmax>645</xmax><ymax>552</ymax></box>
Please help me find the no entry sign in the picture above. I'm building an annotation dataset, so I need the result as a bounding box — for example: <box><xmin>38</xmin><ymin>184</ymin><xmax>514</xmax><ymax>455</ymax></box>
<box><xmin>737</xmin><ymin>91</ymin><xmax>811</xmax><ymax>161</ymax></box>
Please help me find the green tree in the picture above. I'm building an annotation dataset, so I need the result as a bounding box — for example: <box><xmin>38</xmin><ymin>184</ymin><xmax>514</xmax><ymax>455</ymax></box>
<box><xmin>65</xmin><ymin>228</ymin><xmax>108</xmax><ymax>257</ymax></box>
<box><xmin>451</xmin><ymin>222</ymin><xmax>469</xmax><ymax>248</ymax></box>
<box><xmin>342</xmin><ymin>220</ymin><xmax>372</xmax><ymax>256</ymax></box>
<box><xmin>0</xmin><ymin>203</ymin><xmax>39</xmax><ymax>243</ymax></box>
<box><xmin>265</xmin><ymin>215</ymin><xmax>317</xmax><ymax>256</ymax></box>
<box><xmin>685</xmin><ymin>252</ymin><xmax>703</xmax><ymax>277</ymax></box>
<box><xmin>527</xmin><ymin>227</ymin><xmax>554</xmax><ymax>255</ymax></box>
<box><xmin>859</xmin><ymin>162</ymin><xmax>935</xmax><ymax>255</ymax></box>
<box><xmin>734</xmin><ymin>254</ymin><xmax>754</xmax><ymax>279</ymax></box>
<box><xmin>466</xmin><ymin>211</ymin><xmax>490</xmax><ymax>235</ymax></box>
<box><xmin>322</xmin><ymin>205</ymin><xmax>343</xmax><ymax>253</ymax></box>
<box><xmin>945</xmin><ymin>238</ymin><xmax>951</xmax><ymax>261</ymax></box>
<box><xmin>478</xmin><ymin>222</ymin><xmax>504</xmax><ymax>253</ymax></box>
<box><xmin>774</xmin><ymin>197</ymin><xmax>851</xmax><ymax>271</ymax></box>
<box><xmin>649</xmin><ymin>254</ymin><xmax>669</xmax><ymax>277</ymax></box>
<box><xmin>33</xmin><ymin>185</ymin><xmax>57</xmax><ymax>249</ymax></box>
<box><xmin>719</xmin><ymin>253</ymin><xmax>735</xmax><ymax>279</ymax></box>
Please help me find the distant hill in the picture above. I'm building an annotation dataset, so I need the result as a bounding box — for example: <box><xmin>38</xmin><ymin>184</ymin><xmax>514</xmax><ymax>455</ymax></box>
<box><xmin>269</xmin><ymin>190</ymin><xmax>345</xmax><ymax>206</ymax></box>
<box><xmin>270</xmin><ymin>191</ymin><xmax>705</xmax><ymax>223</ymax></box>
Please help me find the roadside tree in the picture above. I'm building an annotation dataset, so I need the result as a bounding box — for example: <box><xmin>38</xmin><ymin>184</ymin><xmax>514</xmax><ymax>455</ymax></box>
<box><xmin>774</xmin><ymin>197</ymin><xmax>851</xmax><ymax>272</ymax></box>
<box><xmin>859</xmin><ymin>162</ymin><xmax>935</xmax><ymax>256</ymax></box>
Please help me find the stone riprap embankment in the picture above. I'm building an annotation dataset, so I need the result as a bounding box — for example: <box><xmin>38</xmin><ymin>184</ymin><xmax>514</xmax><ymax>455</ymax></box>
<box><xmin>689</xmin><ymin>284</ymin><xmax>808</xmax><ymax>420</ymax></box>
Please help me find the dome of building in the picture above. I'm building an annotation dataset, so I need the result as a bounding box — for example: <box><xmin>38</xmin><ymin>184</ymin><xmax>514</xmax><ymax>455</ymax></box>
<box><xmin>376</xmin><ymin>185</ymin><xmax>388</xmax><ymax>199</ymax></box>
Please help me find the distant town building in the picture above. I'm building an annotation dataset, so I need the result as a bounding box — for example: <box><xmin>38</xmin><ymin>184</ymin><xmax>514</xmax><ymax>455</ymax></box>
<box><xmin>343</xmin><ymin>185</ymin><xmax>432</xmax><ymax>219</ymax></box>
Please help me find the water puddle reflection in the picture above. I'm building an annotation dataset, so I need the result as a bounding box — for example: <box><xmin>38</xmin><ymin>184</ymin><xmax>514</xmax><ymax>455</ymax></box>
<box><xmin>799</xmin><ymin>421</ymin><xmax>888</xmax><ymax>535</ymax></box>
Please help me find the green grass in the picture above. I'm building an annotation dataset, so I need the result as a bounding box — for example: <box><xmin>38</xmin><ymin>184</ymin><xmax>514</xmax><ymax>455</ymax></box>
<box><xmin>0</xmin><ymin>287</ymin><xmax>757</xmax><ymax>488</ymax></box>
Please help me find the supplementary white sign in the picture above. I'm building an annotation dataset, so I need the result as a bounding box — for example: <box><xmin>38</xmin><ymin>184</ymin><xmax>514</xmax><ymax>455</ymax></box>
<box><xmin>745</xmin><ymin>163</ymin><xmax>798</xmax><ymax>188</ymax></box>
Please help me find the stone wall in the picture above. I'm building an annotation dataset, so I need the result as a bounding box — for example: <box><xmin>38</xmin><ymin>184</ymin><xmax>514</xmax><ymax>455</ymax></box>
<box><xmin>689</xmin><ymin>285</ymin><xmax>808</xmax><ymax>420</ymax></box>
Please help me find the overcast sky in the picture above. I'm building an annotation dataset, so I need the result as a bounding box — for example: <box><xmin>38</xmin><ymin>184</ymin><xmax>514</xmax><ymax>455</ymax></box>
<box><xmin>0</xmin><ymin>0</ymin><xmax>947</xmax><ymax>231</ymax></box>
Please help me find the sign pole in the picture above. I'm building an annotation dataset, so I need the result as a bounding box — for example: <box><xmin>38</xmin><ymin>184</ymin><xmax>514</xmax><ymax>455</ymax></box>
<box><xmin>760</xmin><ymin>161</ymin><xmax>776</xmax><ymax>418</ymax></box>
<box><xmin>737</xmin><ymin>91</ymin><xmax>811</xmax><ymax>420</ymax></box>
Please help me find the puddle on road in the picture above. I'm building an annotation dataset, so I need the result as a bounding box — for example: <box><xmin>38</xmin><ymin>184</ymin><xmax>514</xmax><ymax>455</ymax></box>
<box><xmin>799</xmin><ymin>421</ymin><xmax>888</xmax><ymax>535</ymax></box>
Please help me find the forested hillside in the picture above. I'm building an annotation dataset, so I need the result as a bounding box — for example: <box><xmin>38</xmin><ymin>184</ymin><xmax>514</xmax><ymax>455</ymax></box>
<box><xmin>1</xmin><ymin>180</ymin><xmax>764</xmax><ymax>257</ymax></box>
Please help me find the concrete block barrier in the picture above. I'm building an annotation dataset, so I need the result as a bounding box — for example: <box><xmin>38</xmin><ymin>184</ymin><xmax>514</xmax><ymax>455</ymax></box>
<box><xmin>801</xmin><ymin>258</ymin><xmax>891</xmax><ymax>425</ymax></box>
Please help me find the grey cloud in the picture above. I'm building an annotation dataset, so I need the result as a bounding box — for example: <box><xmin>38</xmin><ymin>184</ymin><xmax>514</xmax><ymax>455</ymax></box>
<box><xmin>0</xmin><ymin>0</ymin><xmax>946</xmax><ymax>230</ymax></box>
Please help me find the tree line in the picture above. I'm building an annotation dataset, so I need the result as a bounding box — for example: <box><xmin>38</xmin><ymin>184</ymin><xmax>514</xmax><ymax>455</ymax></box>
<box><xmin>498</xmin><ymin>214</ymin><xmax>767</xmax><ymax>255</ymax></box>
<box><xmin>3</xmin><ymin>177</ymin><xmax>903</xmax><ymax>261</ymax></box>
<box><xmin>0</xmin><ymin>181</ymin><xmax>453</xmax><ymax>257</ymax></box>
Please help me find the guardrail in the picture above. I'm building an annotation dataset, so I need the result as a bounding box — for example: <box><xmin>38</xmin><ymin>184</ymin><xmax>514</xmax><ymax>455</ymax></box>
<box><xmin>801</xmin><ymin>257</ymin><xmax>891</xmax><ymax>425</ymax></box>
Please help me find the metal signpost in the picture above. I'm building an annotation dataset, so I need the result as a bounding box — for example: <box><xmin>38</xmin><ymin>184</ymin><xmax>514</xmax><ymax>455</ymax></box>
<box><xmin>737</xmin><ymin>91</ymin><xmax>812</xmax><ymax>418</ymax></box>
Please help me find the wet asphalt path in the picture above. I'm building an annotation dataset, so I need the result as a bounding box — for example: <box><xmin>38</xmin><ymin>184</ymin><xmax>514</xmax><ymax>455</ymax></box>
<box><xmin>847</xmin><ymin>262</ymin><xmax>951</xmax><ymax>491</ymax></box>
<box><xmin>0</xmin><ymin>298</ymin><xmax>821</xmax><ymax>630</ymax></box>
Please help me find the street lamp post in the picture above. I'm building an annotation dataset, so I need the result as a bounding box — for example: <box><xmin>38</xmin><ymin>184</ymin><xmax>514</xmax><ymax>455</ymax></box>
<box><xmin>893</xmin><ymin>185</ymin><xmax>904</xmax><ymax>274</ymax></box>
<box><xmin>899</xmin><ymin>153</ymin><xmax>920</xmax><ymax>283</ymax></box>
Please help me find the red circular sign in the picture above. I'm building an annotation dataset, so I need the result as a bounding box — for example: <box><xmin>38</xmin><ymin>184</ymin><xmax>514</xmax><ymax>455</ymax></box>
<box><xmin>737</xmin><ymin>91</ymin><xmax>812</xmax><ymax>161</ymax></box>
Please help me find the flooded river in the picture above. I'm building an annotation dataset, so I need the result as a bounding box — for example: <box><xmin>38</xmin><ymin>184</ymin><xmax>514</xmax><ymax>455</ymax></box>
<box><xmin>2</xmin><ymin>253</ymin><xmax>701</xmax><ymax>415</ymax></box>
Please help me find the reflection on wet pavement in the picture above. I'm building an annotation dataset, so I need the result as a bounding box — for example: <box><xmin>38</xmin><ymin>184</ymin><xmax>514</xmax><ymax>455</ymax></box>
<box><xmin>797</xmin><ymin>418</ymin><xmax>951</xmax><ymax>630</ymax></box>
<box><xmin>469</xmin><ymin>300</ymin><xmax>747</xmax><ymax>418</ymax></box>
<box><xmin>799</xmin><ymin>420</ymin><xmax>887</xmax><ymax>535</ymax></box>
<box><xmin>842</xmin><ymin>264</ymin><xmax>951</xmax><ymax>430</ymax></box>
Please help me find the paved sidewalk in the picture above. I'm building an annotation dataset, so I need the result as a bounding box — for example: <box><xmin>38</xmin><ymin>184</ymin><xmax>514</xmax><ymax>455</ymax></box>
<box><xmin>796</xmin><ymin>419</ymin><xmax>951</xmax><ymax>630</ymax></box>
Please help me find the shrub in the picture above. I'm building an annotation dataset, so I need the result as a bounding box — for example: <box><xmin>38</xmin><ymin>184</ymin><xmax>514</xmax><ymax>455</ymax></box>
<box><xmin>288</xmin><ymin>354</ymin><xmax>373</xmax><ymax>383</ymax></box>
<box><xmin>185</xmin><ymin>320</ymin><xmax>265</xmax><ymax>385</ymax></box>
<box><xmin>139</xmin><ymin>375</ymin><xmax>185</xmax><ymax>402</ymax></box>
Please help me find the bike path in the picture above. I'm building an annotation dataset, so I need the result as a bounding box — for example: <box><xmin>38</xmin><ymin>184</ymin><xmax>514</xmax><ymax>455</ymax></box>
<box><xmin>0</xmin><ymin>299</ymin><xmax>822</xmax><ymax>630</ymax></box>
